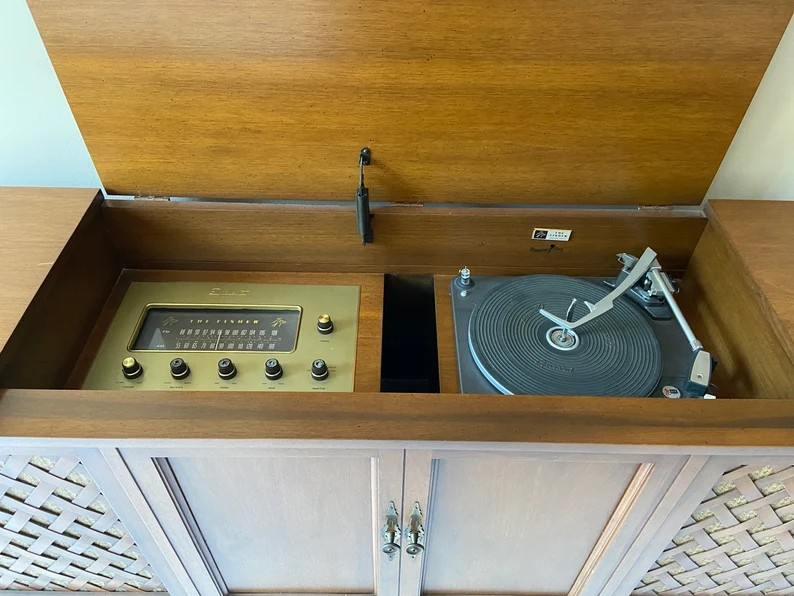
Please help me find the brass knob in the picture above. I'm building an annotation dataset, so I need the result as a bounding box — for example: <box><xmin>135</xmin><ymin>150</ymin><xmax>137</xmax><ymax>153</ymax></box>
<box><xmin>121</xmin><ymin>357</ymin><xmax>143</xmax><ymax>379</ymax></box>
<box><xmin>317</xmin><ymin>313</ymin><xmax>334</xmax><ymax>335</ymax></box>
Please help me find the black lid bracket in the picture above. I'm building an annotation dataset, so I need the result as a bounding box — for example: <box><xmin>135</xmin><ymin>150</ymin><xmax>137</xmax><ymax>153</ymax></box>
<box><xmin>356</xmin><ymin>147</ymin><xmax>374</xmax><ymax>245</ymax></box>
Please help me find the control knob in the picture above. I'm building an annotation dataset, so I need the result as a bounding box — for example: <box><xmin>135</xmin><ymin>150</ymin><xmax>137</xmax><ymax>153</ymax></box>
<box><xmin>265</xmin><ymin>358</ymin><xmax>283</xmax><ymax>381</ymax></box>
<box><xmin>218</xmin><ymin>358</ymin><xmax>237</xmax><ymax>380</ymax></box>
<box><xmin>170</xmin><ymin>358</ymin><xmax>190</xmax><ymax>380</ymax></box>
<box><xmin>317</xmin><ymin>314</ymin><xmax>334</xmax><ymax>335</ymax></box>
<box><xmin>121</xmin><ymin>357</ymin><xmax>143</xmax><ymax>379</ymax></box>
<box><xmin>311</xmin><ymin>359</ymin><xmax>329</xmax><ymax>381</ymax></box>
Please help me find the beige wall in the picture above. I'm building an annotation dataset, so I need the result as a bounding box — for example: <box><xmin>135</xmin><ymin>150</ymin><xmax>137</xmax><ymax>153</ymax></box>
<box><xmin>707</xmin><ymin>15</ymin><xmax>794</xmax><ymax>201</ymax></box>
<box><xmin>0</xmin><ymin>1</ymin><xmax>99</xmax><ymax>187</ymax></box>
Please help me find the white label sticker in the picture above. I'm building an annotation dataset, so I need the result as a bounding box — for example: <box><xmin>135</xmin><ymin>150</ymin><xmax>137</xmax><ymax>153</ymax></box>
<box><xmin>532</xmin><ymin>228</ymin><xmax>572</xmax><ymax>241</ymax></box>
<box><xmin>662</xmin><ymin>385</ymin><xmax>682</xmax><ymax>399</ymax></box>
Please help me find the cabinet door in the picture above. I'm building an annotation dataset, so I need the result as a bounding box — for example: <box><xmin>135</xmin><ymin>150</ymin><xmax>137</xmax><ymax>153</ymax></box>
<box><xmin>399</xmin><ymin>448</ymin><xmax>689</xmax><ymax>596</ymax></box>
<box><xmin>122</xmin><ymin>446</ymin><xmax>405</xmax><ymax>596</ymax></box>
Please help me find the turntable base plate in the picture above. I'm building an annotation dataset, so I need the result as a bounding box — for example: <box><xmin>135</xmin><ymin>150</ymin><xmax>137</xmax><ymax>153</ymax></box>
<box><xmin>468</xmin><ymin>275</ymin><xmax>663</xmax><ymax>396</ymax></box>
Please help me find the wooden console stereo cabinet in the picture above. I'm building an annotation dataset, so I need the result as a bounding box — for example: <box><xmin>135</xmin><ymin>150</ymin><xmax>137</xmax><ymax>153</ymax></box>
<box><xmin>0</xmin><ymin>1</ymin><xmax>793</xmax><ymax>594</ymax></box>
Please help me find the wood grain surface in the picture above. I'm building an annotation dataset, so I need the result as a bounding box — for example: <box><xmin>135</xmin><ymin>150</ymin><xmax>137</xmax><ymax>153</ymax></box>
<box><xmin>0</xmin><ymin>187</ymin><xmax>104</xmax><ymax>352</ymax></box>
<box><xmin>69</xmin><ymin>270</ymin><xmax>384</xmax><ymax>393</ymax></box>
<box><xmin>0</xmin><ymin>187</ymin><xmax>117</xmax><ymax>387</ymax></box>
<box><xmin>707</xmin><ymin>200</ymin><xmax>794</xmax><ymax>362</ymax></box>
<box><xmin>678</xmin><ymin>201</ymin><xmax>794</xmax><ymax>399</ymax></box>
<box><xmin>2</xmin><ymin>389</ymin><xmax>794</xmax><ymax>446</ymax></box>
<box><xmin>0</xmin><ymin>191</ymin><xmax>122</xmax><ymax>389</ymax></box>
<box><xmin>27</xmin><ymin>0</ymin><xmax>793</xmax><ymax>204</ymax></box>
<box><xmin>434</xmin><ymin>275</ymin><xmax>460</xmax><ymax>393</ymax></box>
<box><xmin>102</xmin><ymin>200</ymin><xmax>706</xmax><ymax>275</ymax></box>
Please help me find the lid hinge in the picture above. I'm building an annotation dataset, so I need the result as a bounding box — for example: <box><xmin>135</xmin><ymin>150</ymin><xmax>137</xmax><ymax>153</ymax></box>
<box><xmin>133</xmin><ymin>195</ymin><xmax>171</xmax><ymax>201</ymax></box>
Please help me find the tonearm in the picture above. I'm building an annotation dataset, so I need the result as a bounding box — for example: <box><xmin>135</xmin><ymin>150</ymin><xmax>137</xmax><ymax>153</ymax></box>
<box><xmin>538</xmin><ymin>247</ymin><xmax>715</xmax><ymax>395</ymax></box>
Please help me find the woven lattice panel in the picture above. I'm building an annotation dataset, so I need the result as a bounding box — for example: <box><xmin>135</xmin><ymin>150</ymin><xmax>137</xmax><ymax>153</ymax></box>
<box><xmin>634</xmin><ymin>465</ymin><xmax>794</xmax><ymax>595</ymax></box>
<box><xmin>0</xmin><ymin>455</ymin><xmax>163</xmax><ymax>592</ymax></box>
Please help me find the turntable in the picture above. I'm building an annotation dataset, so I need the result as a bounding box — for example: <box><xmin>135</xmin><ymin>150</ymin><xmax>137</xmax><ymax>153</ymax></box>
<box><xmin>451</xmin><ymin>247</ymin><xmax>716</xmax><ymax>398</ymax></box>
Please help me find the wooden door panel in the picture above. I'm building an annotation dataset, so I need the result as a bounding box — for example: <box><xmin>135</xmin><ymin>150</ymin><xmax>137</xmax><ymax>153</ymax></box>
<box><xmin>168</xmin><ymin>455</ymin><xmax>374</xmax><ymax>593</ymax></box>
<box><xmin>400</xmin><ymin>449</ymin><xmax>692</xmax><ymax>596</ymax></box>
<box><xmin>122</xmin><ymin>447</ymin><xmax>405</xmax><ymax>596</ymax></box>
<box><xmin>424</xmin><ymin>458</ymin><xmax>637</xmax><ymax>593</ymax></box>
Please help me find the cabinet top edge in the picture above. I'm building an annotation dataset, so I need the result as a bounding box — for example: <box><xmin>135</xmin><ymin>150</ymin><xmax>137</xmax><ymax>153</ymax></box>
<box><xmin>1</xmin><ymin>389</ymin><xmax>793</xmax><ymax>449</ymax></box>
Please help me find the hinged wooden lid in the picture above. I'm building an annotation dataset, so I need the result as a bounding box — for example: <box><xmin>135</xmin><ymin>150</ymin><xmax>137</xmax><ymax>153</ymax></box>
<box><xmin>28</xmin><ymin>0</ymin><xmax>792</xmax><ymax>205</ymax></box>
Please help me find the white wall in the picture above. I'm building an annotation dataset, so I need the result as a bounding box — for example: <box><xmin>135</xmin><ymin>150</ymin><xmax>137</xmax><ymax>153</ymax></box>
<box><xmin>0</xmin><ymin>0</ymin><xmax>100</xmax><ymax>188</ymax></box>
<box><xmin>705</xmin><ymin>15</ymin><xmax>794</xmax><ymax>201</ymax></box>
<box><xmin>0</xmin><ymin>1</ymin><xmax>791</xmax><ymax>198</ymax></box>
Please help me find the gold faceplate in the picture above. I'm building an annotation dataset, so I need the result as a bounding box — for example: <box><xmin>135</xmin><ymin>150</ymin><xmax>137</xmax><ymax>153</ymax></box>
<box><xmin>82</xmin><ymin>282</ymin><xmax>360</xmax><ymax>392</ymax></box>
<box><xmin>127</xmin><ymin>303</ymin><xmax>302</xmax><ymax>353</ymax></box>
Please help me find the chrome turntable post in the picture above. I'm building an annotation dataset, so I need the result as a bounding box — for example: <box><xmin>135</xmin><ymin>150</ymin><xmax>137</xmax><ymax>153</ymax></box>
<box><xmin>451</xmin><ymin>248</ymin><xmax>716</xmax><ymax>398</ymax></box>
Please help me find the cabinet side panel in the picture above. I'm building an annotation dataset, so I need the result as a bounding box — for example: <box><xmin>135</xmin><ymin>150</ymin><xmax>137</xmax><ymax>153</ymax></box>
<box><xmin>632</xmin><ymin>464</ymin><xmax>794</xmax><ymax>594</ymax></box>
<box><xmin>0</xmin><ymin>202</ymin><xmax>121</xmax><ymax>389</ymax></box>
<box><xmin>0</xmin><ymin>453</ymin><xmax>164</xmax><ymax>591</ymax></box>
<box><xmin>680</xmin><ymin>224</ymin><xmax>794</xmax><ymax>399</ymax></box>
<box><xmin>0</xmin><ymin>188</ymin><xmax>102</xmax><ymax>353</ymax></box>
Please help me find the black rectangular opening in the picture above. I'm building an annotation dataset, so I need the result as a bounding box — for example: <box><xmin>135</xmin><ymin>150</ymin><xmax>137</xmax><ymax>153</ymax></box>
<box><xmin>380</xmin><ymin>275</ymin><xmax>440</xmax><ymax>393</ymax></box>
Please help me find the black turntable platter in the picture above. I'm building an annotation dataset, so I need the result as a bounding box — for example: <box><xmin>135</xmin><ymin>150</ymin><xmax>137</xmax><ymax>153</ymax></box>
<box><xmin>468</xmin><ymin>275</ymin><xmax>663</xmax><ymax>396</ymax></box>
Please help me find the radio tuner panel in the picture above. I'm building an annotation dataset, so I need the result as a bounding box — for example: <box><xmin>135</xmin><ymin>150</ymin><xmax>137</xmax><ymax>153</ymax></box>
<box><xmin>81</xmin><ymin>281</ymin><xmax>360</xmax><ymax>391</ymax></box>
